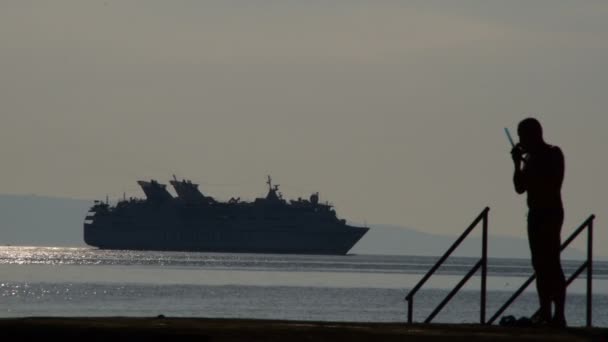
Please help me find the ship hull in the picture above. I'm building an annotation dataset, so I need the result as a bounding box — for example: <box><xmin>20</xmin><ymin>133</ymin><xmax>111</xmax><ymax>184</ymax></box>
<box><xmin>84</xmin><ymin>223</ymin><xmax>368</xmax><ymax>255</ymax></box>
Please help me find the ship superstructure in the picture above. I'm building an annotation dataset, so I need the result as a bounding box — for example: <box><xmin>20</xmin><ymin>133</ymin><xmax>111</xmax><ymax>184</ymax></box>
<box><xmin>84</xmin><ymin>176</ymin><xmax>368</xmax><ymax>255</ymax></box>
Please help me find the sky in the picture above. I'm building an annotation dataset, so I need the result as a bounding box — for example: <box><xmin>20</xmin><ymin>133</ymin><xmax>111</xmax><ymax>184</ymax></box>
<box><xmin>1</xmin><ymin>1</ymin><xmax>607</xmax><ymax>254</ymax></box>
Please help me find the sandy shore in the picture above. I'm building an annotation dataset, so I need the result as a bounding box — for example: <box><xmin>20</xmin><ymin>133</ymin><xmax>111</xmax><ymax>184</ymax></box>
<box><xmin>0</xmin><ymin>317</ymin><xmax>606</xmax><ymax>341</ymax></box>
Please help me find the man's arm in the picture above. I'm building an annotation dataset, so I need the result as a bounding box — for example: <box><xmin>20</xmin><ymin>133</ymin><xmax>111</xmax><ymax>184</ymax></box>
<box><xmin>512</xmin><ymin>144</ymin><xmax>527</xmax><ymax>194</ymax></box>
<box><xmin>513</xmin><ymin>166</ymin><xmax>527</xmax><ymax>194</ymax></box>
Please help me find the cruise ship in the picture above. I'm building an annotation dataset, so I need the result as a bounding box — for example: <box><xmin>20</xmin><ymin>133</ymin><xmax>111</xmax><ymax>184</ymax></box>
<box><xmin>84</xmin><ymin>176</ymin><xmax>368</xmax><ymax>255</ymax></box>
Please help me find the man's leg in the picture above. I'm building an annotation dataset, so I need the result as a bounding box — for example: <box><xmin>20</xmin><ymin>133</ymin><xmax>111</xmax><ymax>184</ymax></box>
<box><xmin>547</xmin><ymin>210</ymin><xmax>566</xmax><ymax>326</ymax></box>
<box><xmin>534</xmin><ymin>259</ymin><xmax>552</xmax><ymax>322</ymax></box>
<box><xmin>528</xmin><ymin>213</ymin><xmax>551</xmax><ymax>322</ymax></box>
<box><xmin>553</xmin><ymin>273</ymin><xmax>566</xmax><ymax>325</ymax></box>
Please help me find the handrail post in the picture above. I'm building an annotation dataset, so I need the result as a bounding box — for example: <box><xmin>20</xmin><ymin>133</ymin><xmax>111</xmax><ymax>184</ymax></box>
<box><xmin>407</xmin><ymin>298</ymin><xmax>413</xmax><ymax>323</ymax></box>
<box><xmin>480</xmin><ymin>211</ymin><xmax>488</xmax><ymax>324</ymax></box>
<box><xmin>587</xmin><ymin>218</ymin><xmax>593</xmax><ymax>327</ymax></box>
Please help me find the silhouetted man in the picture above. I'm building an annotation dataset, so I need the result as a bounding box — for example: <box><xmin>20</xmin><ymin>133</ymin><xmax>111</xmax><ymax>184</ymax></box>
<box><xmin>511</xmin><ymin>118</ymin><xmax>567</xmax><ymax>327</ymax></box>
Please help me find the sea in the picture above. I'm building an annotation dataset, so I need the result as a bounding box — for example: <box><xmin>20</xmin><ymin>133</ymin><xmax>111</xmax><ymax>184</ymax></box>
<box><xmin>1</xmin><ymin>247</ymin><xmax>607</xmax><ymax>327</ymax></box>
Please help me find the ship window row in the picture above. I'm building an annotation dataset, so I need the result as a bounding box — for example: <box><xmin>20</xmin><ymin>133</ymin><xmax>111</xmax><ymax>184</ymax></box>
<box><xmin>214</xmin><ymin>215</ymin><xmax>332</xmax><ymax>222</ymax></box>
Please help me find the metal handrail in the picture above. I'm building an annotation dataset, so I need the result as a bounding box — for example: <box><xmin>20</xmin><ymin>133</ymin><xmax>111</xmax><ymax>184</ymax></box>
<box><xmin>405</xmin><ymin>207</ymin><xmax>489</xmax><ymax>324</ymax></box>
<box><xmin>487</xmin><ymin>214</ymin><xmax>595</xmax><ymax>327</ymax></box>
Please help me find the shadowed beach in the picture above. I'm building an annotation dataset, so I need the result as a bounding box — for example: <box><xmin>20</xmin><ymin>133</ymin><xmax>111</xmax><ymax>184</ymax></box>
<box><xmin>1</xmin><ymin>317</ymin><xmax>606</xmax><ymax>341</ymax></box>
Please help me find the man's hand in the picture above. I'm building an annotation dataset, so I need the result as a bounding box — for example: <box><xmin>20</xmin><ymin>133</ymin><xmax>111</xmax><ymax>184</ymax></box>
<box><xmin>511</xmin><ymin>144</ymin><xmax>525</xmax><ymax>168</ymax></box>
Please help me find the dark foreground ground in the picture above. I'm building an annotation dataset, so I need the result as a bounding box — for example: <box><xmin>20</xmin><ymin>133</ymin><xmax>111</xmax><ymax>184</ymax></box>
<box><xmin>1</xmin><ymin>317</ymin><xmax>606</xmax><ymax>342</ymax></box>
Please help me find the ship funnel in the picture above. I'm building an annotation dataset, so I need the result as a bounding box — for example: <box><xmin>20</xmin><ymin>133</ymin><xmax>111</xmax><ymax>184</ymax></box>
<box><xmin>169</xmin><ymin>177</ymin><xmax>209</xmax><ymax>203</ymax></box>
<box><xmin>137</xmin><ymin>180</ymin><xmax>173</xmax><ymax>202</ymax></box>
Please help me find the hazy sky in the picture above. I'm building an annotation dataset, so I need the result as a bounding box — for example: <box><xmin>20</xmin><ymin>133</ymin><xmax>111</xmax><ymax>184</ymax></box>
<box><xmin>1</xmin><ymin>1</ymin><xmax>607</xmax><ymax>253</ymax></box>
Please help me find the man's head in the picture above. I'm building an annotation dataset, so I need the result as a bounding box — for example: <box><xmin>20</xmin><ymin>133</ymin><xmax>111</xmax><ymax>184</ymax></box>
<box><xmin>517</xmin><ymin>117</ymin><xmax>544</xmax><ymax>150</ymax></box>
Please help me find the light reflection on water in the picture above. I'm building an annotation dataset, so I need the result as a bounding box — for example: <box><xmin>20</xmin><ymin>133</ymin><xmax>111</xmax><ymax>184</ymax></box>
<box><xmin>1</xmin><ymin>246</ymin><xmax>606</xmax><ymax>326</ymax></box>
<box><xmin>2</xmin><ymin>246</ymin><xmax>607</xmax><ymax>277</ymax></box>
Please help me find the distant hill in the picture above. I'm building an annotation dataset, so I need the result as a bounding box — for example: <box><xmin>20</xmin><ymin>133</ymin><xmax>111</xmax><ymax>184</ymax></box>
<box><xmin>350</xmin><ymin>224</ymin><xmax>587</xmax><ymax>260</ymax></box>
<box><xmin>0</xmin><ymin>194</ymin><xmax>90</xmax><ymax>247</ymax></box>
<box><xmin>0</xmin><ymin>194</ymin><xmax>596</xmax><ymax>260</ymax></box>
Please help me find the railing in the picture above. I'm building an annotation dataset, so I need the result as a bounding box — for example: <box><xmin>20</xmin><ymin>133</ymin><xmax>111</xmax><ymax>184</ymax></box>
<box><xmin>488</xmin><ymin>214</ymin><xmax>595</xmax><ymax>327</ymax></box>
<box><xmin>405</xmin><ymin>207</ymin><xmax>489</xmax><ymax>324</ymax></box>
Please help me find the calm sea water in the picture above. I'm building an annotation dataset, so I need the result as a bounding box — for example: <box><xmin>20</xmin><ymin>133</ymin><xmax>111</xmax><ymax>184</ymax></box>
<box><xmin>1</xmin><ymin>247</ymin><xmax>607</xmax><ymax>326</ymax></box>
